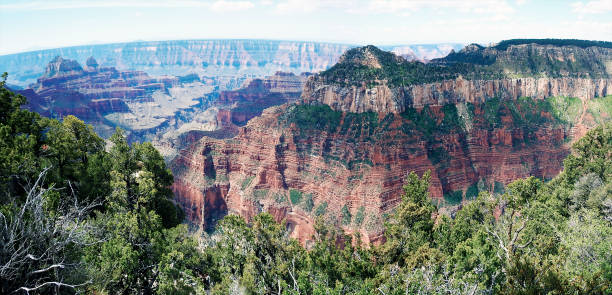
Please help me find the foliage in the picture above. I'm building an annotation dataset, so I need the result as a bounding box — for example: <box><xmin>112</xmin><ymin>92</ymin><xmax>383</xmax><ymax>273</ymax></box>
<box><xmin>285</xmin><ymin>104</ymin><xmax>341</xmax><ymax>133</ymax></box>
<box><xmin>380</xmin><ymin>171</ymin><xmax>435</xmax><ymax>266</ymax></box>
<box><xmin>0</xmin><ymin>79</ymin><xmax>197</xmax><ymax>294</ymax></box>
<box><xmin>493</xmin><ymin>38</ymin><xmax>612</xmax><ymax>50</ymax></box>
<box><xmin>289</xmin><ymin>189</ymin><xmax>303</xmax><ymax>205</ymax></box>
<box><xmin>341</xmin><ymin>204</ymin><xmax>352</xmax><ymax>225</ymax></box>
<box><xmin>320</xmin><ymin>41</ymin><xmax>611</xmax><ymax>88</ymax></box>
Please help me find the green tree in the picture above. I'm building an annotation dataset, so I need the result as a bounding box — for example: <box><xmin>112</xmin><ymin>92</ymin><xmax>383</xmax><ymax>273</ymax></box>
<box><xmin>379</xmin><ymin>171</ymin><xmax>436</xmax><ymax>266</ymax></box>
<box><xmin>0</xmin><ymin>73</ymin><xmax>44</xmax><ymax>199</ymax></box>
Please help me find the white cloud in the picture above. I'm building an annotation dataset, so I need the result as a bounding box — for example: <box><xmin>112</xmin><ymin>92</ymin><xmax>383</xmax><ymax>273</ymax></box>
<box><xmin>273</xmin><ymin>0</ymin><xmax>345</xmax><ymax>13</ymax></box>
<box><xmin>363</xmin><ymin>0</ymin><xmax>515</xmax><ymax>16</ymax></box>
<box><xmin>210</xmin><ymin>0</ymin><xmax>255</xmax><ymax>12</ymax></box>
<box><xmin>0</xmin><ymin>0</ymin><xmax>252</xmax><ymax>11</ymax></box>
<box><xmin>0</xmin><ymin>1</ymin><xmax>195</xmax><ymax>10</ymax></box>
<box><xmin>0</xmin><ymin>0</ymin><xmax>255</xmax><ymax>12</ymax></box>
<box><xmin>571</xmin><ymin>0</ymin><xmax>612</xmax><ymax>14</ymax></box>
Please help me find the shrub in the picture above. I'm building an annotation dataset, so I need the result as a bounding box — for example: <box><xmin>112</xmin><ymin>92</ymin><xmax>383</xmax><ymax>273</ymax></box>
<box><xmin>354</xmin><ymin>206</ymin><xmax>365</xmax><ymax>226</ymax></box>
<box><xmin>241</xmin><ymin>176</ymin><xmax>255</xmax><ymax>190</ymax></box>
<box><xmin>341</xmin><ymin>204</ymin><xmax>352</xmax><ymax>225</ymax></box>
<box><xmin>289</xmin><ymin>189</ymin><xmax>303</xmax><ymax>205</ymax></box>
<box><xmin>315</xmin><ymin>202</ymin><xmax>328</xmax><ymax>217</ymax></box>
<box><xmin>302</xmin><ymin>193</ymin><xmax>314</xmax><ymax>212</ymax></box>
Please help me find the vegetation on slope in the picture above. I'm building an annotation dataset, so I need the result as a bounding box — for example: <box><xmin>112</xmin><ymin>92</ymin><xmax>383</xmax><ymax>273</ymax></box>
<box><xmin>1</xmin><ymin>74</ymin><xmax>611</xmax><ymax>294</ymax></box>
<box><xmin>202</xmin><ymin>123</ymin><xmax>611</xmax><ymax>294</ymax></box>
<box><xmin>319</xmin><ymin>39</ymin><xmax>611</xmax><ymax>87</ymax></box>
<box><xmin>493</xmin><ymin>38</ymin><xmax>612</xmax><ymax>50</ymax></box>
<box><xmin>319</xmin><ymin>45</ymin><xmax>493</xmax><ymax>87</ymax></box>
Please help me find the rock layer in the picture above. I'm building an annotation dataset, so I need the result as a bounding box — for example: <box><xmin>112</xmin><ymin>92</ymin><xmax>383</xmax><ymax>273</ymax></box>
<box><xmin>171</xmin><ymin>92</ymin><xmax>611</xmax><ymax>245</ymax></box>
<box><xmin>171</xmin><ymin>43</ymin><xmax>612</xmax><ymax>245</ymax></box>
<box><xmin>303</xmin><ymin>77</ymin><xmax>612</xmax><ymax>113</ymax></box>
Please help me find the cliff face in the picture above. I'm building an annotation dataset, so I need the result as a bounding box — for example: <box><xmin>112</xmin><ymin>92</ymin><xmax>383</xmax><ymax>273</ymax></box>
<box><xmin>302</xmin><ymin>77</ymin><xmax>612</xmax><ymax>113</ymax></box>
<box><xmin>216</xmin><ymin>72</ymin><xmax>308</xmax><ymax>126</ymax></box>
<box><xmin>151</xmin><ymin>71</ymin><xmax>309</xmax><ymax>161</ymax></box>
<box><xmin>171</xmin><ymin>42</ymin><xmax>612</xmax><ymax>245</ymax></box>
<box><xmin>173</xmin><ymin>96</ymin><xmax>605</xmax><ymax>244</ymax></box>
<box><xmin>1</xmin><ymin>40</ymin><xmax>353</xmax><ymax>86</ymax></box>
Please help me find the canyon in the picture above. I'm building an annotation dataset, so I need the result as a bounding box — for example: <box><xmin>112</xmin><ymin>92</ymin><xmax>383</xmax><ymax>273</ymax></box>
<box><xmin>6</xmin><ymin>39</ymin><xmax>611</xmax><ymax>246</ymax></box>
<box><xmin>5</xmin><ymin>40</ymin><xmax>462</xmax><ymax>149</ymax></box>
<box><xmin>171</xmin><ymin>42</ymin><xmax>612</xmax><ymax>245</ymax></box>
<box><xmin>0</xmin><ymin>39</ymin><xmax>463</xmax><ymax>87</ymax></box>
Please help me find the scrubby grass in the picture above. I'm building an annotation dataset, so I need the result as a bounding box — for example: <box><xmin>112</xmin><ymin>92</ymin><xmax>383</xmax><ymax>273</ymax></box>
<box><xmin>465</xmin><ymin>184</ymin><xmax>479</xmax><ymax>200</ymax></box>
<box><xmin>315</xmin><ymin>202</ymin><xmax>328</xmax><ymax>217</ymax></box>
<box><xmin>341</xmin><ymin>205</ymin><xmax>352</xmax><ymax>225</ymax></box>
<box><xmin>354</xmin><ymin>206</ymin><xmax>365</xmax><ymax>226</ymax></box>
<box><xmin>547</xmin><ymin>96</ymin><xmax>582</xmax><ymax>124</ymax></box>
<box><xmin>587</xmin><ymin>95</ymin><xmax>612</xmax><ymax>125</ymax></box>
<box><xmin>285</xmin><ymin>104</ymin><xmax>342</xmax><ymax>133</ymax></box>
<box><xmin>302</xmin><ymin>193</ymin><xmax>314</xmax><ymax>212</ymax></box>
<box><xmin>443</xmin><ymin>190</ymin><xmax>463</xmax><ymax>206</ymax></box>
<box><xmin>289</xmin><ymin>189</ymin><xmax>303</xmax><ymax>205</ymax></box>
<box><xmin>252</xmin><ymin>189</ymin><xmax>269</xmax><ymax>200</ymax></box>
<box><xmin>241</xmin><ymin>176</ymin><xmax>255</xmax><ymax>190</ymax></box>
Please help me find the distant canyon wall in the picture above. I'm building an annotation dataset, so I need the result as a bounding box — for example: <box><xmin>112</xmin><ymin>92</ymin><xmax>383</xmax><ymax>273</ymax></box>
<box><xmin>0</xmin><ymin>40</ymin><xmax>462</xmax><ymax>86</ymax></box>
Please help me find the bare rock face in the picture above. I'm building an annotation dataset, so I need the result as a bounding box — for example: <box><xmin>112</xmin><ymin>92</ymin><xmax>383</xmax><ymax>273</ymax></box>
<box><xmin>216</xmin><ymin>72</ymin><xmax>309</xmax><ymax>126</ymax></box>
<box><xmin>43</xmin><ymin>56</ymin><xmax>84</xmax><ymax>78</ymax></box>
<box><xmin>171</xmin><ymin>42</ymin><xmax>612</xmax><ymax>246</ymax></box>
<box><xmin>20</xmin><ymin>56</ymin><xmax>186</xmax><ymax>137</ymax></box>
<box><xmin>302</xmin><ymin>77</ymin><xmax>612</xmax><ymax>113</ymax></box>
<box><xmin>86</xmin><ymin>56</ymin><xmax>99</xmax><ymax>70</ymax></box>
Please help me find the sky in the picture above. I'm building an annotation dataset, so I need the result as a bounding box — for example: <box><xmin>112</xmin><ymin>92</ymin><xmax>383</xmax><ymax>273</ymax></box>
<box><xmin>0</xmin><ymin>0</ymin><xmax>611</xmax><ymax>55</ymax></box>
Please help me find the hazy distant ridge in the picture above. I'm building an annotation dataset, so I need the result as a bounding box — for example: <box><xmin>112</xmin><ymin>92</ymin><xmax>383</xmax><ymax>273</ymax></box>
<box><xmin>0</xmin><ymin>39</ymin><xmax>462</xmax><ymax>86</ymax></box>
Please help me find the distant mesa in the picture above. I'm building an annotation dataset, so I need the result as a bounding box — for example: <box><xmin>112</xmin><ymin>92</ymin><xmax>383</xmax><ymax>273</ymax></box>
<box><xmin>43</xmin><ymin>56</ymin><xmax>84</xmax><ymax>78</ymax></box>
<box><xmin>336</xmin><ymin>45</ymin><xmax>402</xmax><ymax>69</ymax></box>
<box><xmin>86</xmin><ymin>56</ymin><xmax>99</xmax><ymax>70</ymax></box>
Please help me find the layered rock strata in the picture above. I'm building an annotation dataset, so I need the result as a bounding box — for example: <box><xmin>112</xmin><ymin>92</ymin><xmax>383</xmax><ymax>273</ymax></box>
<box><xmin>303</xmin><ymin>77</ymin><xmax>612</xmax><ymax>113</ymax></box>
<box><xmin>171</xmin><ymin>42</ymin><xmax>612</xmax><ymax>245</ymax></box>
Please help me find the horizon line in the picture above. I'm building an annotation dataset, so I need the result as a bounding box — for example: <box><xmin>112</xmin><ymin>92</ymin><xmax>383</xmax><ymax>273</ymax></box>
<box><xmin>0</xmin><ymin>38</ymin><xmax>471</xmax><ymax>57</ymax></box>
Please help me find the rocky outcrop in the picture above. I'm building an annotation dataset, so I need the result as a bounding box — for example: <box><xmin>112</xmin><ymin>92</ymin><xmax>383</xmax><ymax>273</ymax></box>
<box><xmin>216</xmin><ymin>72</ymin><xmax>309</xmax><ymax>126</ymax></box>
<box><xmin>302</xmin><ymin>77</ymin><xmax>612</xmax><ymax>113</ymax></box>
<box><xmin>43</xmin><ymin>56</ymin><xmax>84</xmax><ymax>78</ymax></box>
<box><xmin>86</xmin><ymin>56</ymin><xmax>99</xmax><ymax>70</ymax></box>
<box><xmin>307</xmin><ymin>42</ymin><xmax>612</xmax><ymax>113</ymax></box>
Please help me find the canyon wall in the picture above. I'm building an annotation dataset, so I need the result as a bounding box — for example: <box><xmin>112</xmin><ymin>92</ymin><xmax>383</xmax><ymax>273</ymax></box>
<box><xmin>171</xmin><ymin>43</ymin><xmax>612</xmax><ymax>245</ymax></box>
<box><xmin>0</xmin><ymin>40</ymin><xmax>462</xmax><ymax>86</ymax></box>
<box><xmin>172</xmin><ymin>98</ymin><xmax>596</xmax><ymax>244</ymax></box>
<box><xmin>303</xmin><ymin>77</ymin><xmax>612</xmax><ymax>113</ymax></box>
